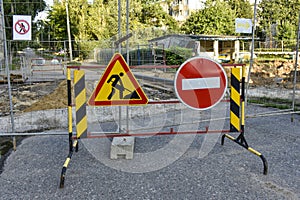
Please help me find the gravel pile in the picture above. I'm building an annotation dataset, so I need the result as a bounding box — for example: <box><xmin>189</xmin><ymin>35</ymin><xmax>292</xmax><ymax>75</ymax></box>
<box><xmin>0</xmin><ymin>104</ymin><xmax>299</xmax><ymax>199</ymax></box>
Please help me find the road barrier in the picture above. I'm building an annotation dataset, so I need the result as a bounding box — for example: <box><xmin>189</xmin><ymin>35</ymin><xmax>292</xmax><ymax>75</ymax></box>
<box><xmin>59</xmin><ymin>59</ymin><xmax>268</xmax><ymax>188</ymax></box>
<box><xmin>30</xmin><ymin>58</ymin><xmax>64</xmax><ymax>75</ymax></box>
<box><xmin>222</xmin><ymin>64</ymin><xmax>268</xmax><ymax>175</ymax></box>
<box><xmin>74</xmin><ymin>70</ymin><xmax>88</xmax><ymax>139</ymax></box>
<box><xmin>230</xmin><ymin>67</ymin><xmax>241</xmax><ymax>132</ymax></box>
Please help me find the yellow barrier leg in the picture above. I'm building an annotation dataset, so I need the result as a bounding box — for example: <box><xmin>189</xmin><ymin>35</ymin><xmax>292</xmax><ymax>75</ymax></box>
<box><xmin>221</xmin><ymin>134</ymin><xmax>268</xmax><ymax>175</ymax></box>
<box><xmin>222</xmin><ymin>65</ymin><xmax>268</xmax><ymax>175</ymax></box>
<box><xmin>59</xmin><ymin>140</ymin><xmax>78</xmax><ymax>188</ymax></box>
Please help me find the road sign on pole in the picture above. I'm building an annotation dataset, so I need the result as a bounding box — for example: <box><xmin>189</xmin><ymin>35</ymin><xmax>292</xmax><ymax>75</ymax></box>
<box><xmin>13</xmin><ymin>15</ymin><xmax>31</xmax><ymax>41</ymax></box>
<box><xmin>174</xmin><ymin>56</ymin><xmax>228</xmax><ymax>110</ymax></box>
<box><xmin>235</xmin><ymin>18</ymin><xmax>252</xmax><ymax>34</ymax></box>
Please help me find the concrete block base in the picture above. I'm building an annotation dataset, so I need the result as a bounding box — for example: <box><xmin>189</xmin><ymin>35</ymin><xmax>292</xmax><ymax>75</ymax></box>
<box><xmin>110</xmin><ymin>137</ymin><xmax>134</xmax><ymax>159</ymax></box>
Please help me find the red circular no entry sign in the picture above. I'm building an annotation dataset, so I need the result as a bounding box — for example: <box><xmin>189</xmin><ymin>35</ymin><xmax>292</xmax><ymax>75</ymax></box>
<box><xmin>174</xmin><ymin>56</ymin><xmax>228</xmax><ymax>110</ymax></box>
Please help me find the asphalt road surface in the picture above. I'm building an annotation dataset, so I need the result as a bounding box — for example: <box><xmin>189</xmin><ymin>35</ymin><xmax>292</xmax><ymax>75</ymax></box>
<box><xmin>0</xmin><ymin>105</ymin><xmax>299</xmax><ymax>200</ymax></box>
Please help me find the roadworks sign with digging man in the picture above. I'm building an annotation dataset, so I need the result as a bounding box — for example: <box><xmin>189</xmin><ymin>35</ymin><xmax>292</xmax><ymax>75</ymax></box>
<box><xmin>88</xmin><ymin>53</ymin><xmax>148</xmax><ymax>106</ymax></box>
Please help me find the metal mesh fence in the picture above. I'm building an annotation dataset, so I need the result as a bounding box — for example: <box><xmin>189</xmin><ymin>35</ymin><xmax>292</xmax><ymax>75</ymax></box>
<box><xmin>0</xmin><ymin>33</ymin><xmax>299</xmax><ymax>137</ymax></box>
<box><xmin>71</xmin><ymin>63</ymin><xmax>231</xmax><ymax>139</ymax></box>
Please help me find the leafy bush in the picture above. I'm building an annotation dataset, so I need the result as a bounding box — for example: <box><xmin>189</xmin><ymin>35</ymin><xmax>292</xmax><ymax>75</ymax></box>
<box><xmin>124</xmin><ymin>48</ymin><xmax>154</xmax><ymax>66</ymax></box>
<box><xmin>165</xmin><ymin>46</ymin><xmax>193</xmax><ymax>65</ymax></box>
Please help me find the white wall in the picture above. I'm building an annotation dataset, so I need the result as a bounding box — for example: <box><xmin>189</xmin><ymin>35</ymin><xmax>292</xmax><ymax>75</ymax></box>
<box><xmin>187</xmin><ymin>0</ymin><xmax>206</xmax><ymax>11</ymax></box>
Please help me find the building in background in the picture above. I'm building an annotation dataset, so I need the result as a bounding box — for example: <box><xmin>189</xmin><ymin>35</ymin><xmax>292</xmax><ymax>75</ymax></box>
<box><xmin>161</xmin><ymin>0</ymin><xmax>257</xmax><ymax>22</ymax></box>
<box><xmin>149</xmin><ymin>34</ymin><xmax>253</xmax><ymax>63</ymax></box>
<box><xmin>160</xmin><ymin>0</ymin><xmax>205</xmax><ymax>22</ymax></box>
<box><xmin>170</xmin><ymin>0</ymin><xmax>205</xmax><ymax>22</ymax></box>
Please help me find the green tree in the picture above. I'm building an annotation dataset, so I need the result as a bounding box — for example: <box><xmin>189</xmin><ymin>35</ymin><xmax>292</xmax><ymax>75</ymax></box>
<box><xmin>258</xmin><ymin>0</ymin><xmax>300</xmax><ymax>42</ymax></box>
<box><xmin>46</xmin><ymin>0</ymin><xmax>179</xmax><ymax>47</ymax></box>
<box><xmin>47</xmin><ymin>2</ymin><xmax>67</xmax><ymax>41</ymax></box>
<box><xmin>42</xmin><ymin>0</ymin><xmax>180</xmax><ymax>59</ymax></box>
<box><xmin>181</xmin><ymin>0</ymin><xmax>236</xmax><ymax>35</ymax></box>
<box><xmin>137</xmin><ymin>1</ymin><xmax>179</xmax><ymax>31</ymax></box>
<box><xmin>225</xmin><ymin>0</ymin><xmax>253</xmax><ymax>19</ymax></box>
<box><xmin>47</xmin><ymin>0</ymin><xmax>94</xmax><ymax>41</ymax></box>
<box><xmin>87</xmin><ymin>0</ymin><xmax>116</xmax><ymax>41</ymax></box>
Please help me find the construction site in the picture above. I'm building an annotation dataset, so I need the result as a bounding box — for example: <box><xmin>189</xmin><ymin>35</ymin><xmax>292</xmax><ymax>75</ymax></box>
<box><xmin>0</xmin><ymin>1</ymin><xmax>300</xmax><ymax>199</ymax></box>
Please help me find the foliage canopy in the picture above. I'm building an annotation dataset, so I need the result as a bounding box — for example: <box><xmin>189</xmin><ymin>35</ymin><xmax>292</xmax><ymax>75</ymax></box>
<box><xmin>2</xmin><ymin>0</ymin><xmax>300</xmax><ymax>57</ymax></box>
<box><xmin>181</xmin><ymin>0</ymin><xmax>236</xmax><ymax>35</ymax></box>
<box><xmin>45</xmin><ymin>0</ymin><xmax>179</xmax><ymax>44</ymax></box>
<box><xmin>258</xmin><ymin>0</ymin><xmax>300</xmax><ymax>42</ymax></box>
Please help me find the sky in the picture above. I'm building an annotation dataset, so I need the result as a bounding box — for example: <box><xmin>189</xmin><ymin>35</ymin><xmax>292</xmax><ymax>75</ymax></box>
<box><xmin>45</xmin><ymin>0</ymin><xmax>53</xmax><ymax>6</ymax></box>
<box><xmin>34</xmin><ymin>0</ymin><xmax>53</xmax><ymax>21</ymax></box>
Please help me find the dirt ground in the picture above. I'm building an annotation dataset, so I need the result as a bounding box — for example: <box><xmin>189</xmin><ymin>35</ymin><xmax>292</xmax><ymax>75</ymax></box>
<box><xmin>0</xmin><ymin>80</ymin><xmax>68</xmax><ymax>117</ymax></box>
<box><xmin>23</xmin><ymin>80</ymin><xmax>69</xmax><ymax>112</ymax></box>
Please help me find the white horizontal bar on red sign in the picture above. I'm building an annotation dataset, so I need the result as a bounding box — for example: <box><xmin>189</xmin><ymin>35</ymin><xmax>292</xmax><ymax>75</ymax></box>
<box><xmin>182</xmin><ymin>77</ymin><xmax>220</xmax><ymax>90</ymax></box>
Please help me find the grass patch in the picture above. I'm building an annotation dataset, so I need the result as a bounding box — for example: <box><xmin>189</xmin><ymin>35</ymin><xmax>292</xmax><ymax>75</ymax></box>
<box><xmin>256</xmin><ymin>53</ymin><xmax>293</xmax><ymax>62</ymax></box>
<box><xmin>248</xmin><ymin>96</ymin><xmax>300</xmax><ymax>110</ymax></box>
<box><xmin>0</xmin><ymin>140</ymin><xmax>13</xmax><ymax>156</ymax></box>
<box><xmin>263</xmin><ymin>103</ymin><xmax>290</xmax><ymax>110</ymax></box>
<box><xmin>66</xmin><ymin>61</ymin><xmax>81</xmax><ymax>66</ymax></box>
<box><xmin>256</xmin><ymin>57</ymin><xmax>290</xmax><ymax>62</ymax></box>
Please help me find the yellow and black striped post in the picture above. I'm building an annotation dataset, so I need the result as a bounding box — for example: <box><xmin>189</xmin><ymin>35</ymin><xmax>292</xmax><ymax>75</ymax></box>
<box><xmin>235</xmin><ymin>65</ymin><xmax>247</xmax><ymax>145</ymax></box>
<box><xmin>222</xmin><ymin>65</ymin><xmax>268</xmax><ymax>175</ymax></box>
<box><xmin>59</xmin><ymin>139</ymin><xmax>78</xmax><ymax>188</ymax></box>
<box><xmin>74</xmin><ymin>70</ymin><xmax>87</xmax><ymax>139</ymax></box>
<box><xmin>230</xmin><ymin>67</ymin><xmax>241</xmax><ymax>132</ymax></box>
<box><xmin>60</xmin><ymin>68</ymin><xmax>79</xmax><ymax>188</ymax></box>
<box><xmin>60</xmin><ymin>68</ymin><xmax>87</xmax><ymax>188</ymax></box>
<box><xmin>67</xmin><ymin>68</ymin><xmax>73</xmax><ymax>152</ymax></box>
<box><xmin>241</xmin><ymin>66</ymin><xmax>245</xmax><ymax>134</ymax></box>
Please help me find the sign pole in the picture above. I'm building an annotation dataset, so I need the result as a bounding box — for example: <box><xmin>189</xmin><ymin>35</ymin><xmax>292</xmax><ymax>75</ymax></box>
<box><xmin>66</xmin><ymin>0</ymin><xmax>73</xmax><ymax>61</ymax></box>
<box><xmin>246</xmin><ymin>0</ymin><xmax>258</xmax><ymax>104</ymax></box>
<box><xmin>1</xmin><ymin>0</ymin><xmax>16</xmax><ymax>150</ymax></box>
<box><xmin>126</xmin><ymin>0</ymin><xmax>130</xmax><ymax>133</ymax></box>
<box><xmin>291</xmin><ymin>11</ymin><xmax>300</xmax><ymax>122</ymax></box>
<box><xmin>118</xmin><ymin>0</ymin><xmax>122</xmax><ymax>133</ymax></box>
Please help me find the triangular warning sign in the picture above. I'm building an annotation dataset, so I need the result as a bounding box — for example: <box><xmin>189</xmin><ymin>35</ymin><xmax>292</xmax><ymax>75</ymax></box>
<box><xmin>88</xmin><ymin>53</ymin><xmax>148</xmax><ymax>106</ymax></box>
